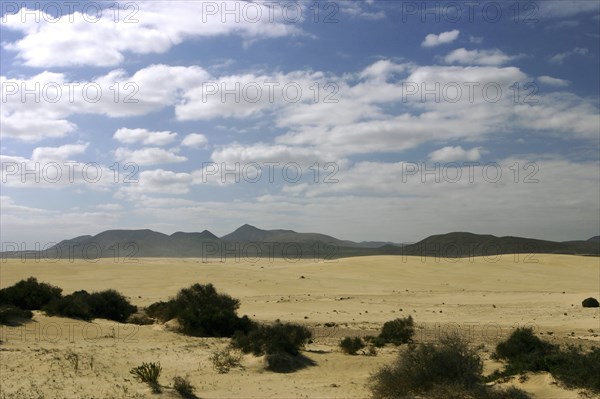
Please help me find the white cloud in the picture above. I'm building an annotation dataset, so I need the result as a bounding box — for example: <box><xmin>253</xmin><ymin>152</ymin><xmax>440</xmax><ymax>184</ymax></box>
<box><xmin>549</xmin><ymin>47</ymin><xmax>589</xmax><ymax>64</ymax></box>
<box><xmin>2</xmin><ymin>2</ymin><xmax>305</xmax><ymax>68</ymax></box>
<box><xmin>31</xmin><ymin>143</ymin><xmax>89</xmax><ymax>161</ymax></box>
<box><xmin>443</xmin><ymin>48</ymin><xmax>519</xmax><ymax>66</ymax></box>
<box><xmin>113</xmin><ymin>128</ymin><xmax>178</xmax><ymax>146</ymax></box>
<box><xmin>537</xmin><ymin>76</ymin><xmax>571</xmax><ymax>87</ymax></box>
<box><xmin>116</xmin><ymin>169</ymin><xmax>193</xmax><ymax>198</ymax></box>
<box><xmin>1</xmin><ymin>65</ymin><xmax>209</xmax><ymax>141</ymax></box>
<box><xmin>428</xmin><ymin>146</ymin><xmax>484</xmax><ymax>162</ymax></box>
<box><xmin>421</xmin><ymin>30</ymin><xmax>459</xmax><ymax>47</ymax></box>
<box><xmin>339</xmin><ymin>2</ymin><xmax>385</xmax><ymax>20</ymax></box>
<box><xmin>96</xmin><ymin>203</ymin><xmax>124</xmax><ymax>211</ymax></box>
<box><xmin>539</xmin><ymin>1</ymin><xmax>600</xmax><ymax>18</ymax></box>
<box><xmin>181</xmin><ymin>133</ymin><xmax>208</xmax><ymax>148</ymax></box>
<box><xmin>114</xmin><ymin>147</ymin><xmax>187</xmax><ymax>166</ymax></box>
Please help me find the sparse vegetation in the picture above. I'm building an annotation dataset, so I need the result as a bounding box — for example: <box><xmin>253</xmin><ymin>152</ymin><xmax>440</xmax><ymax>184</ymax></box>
<box><xmin>172</xmin><ymin>376</ymin><xmax>197</xmax><ymax>398</ymax></box>
<box><xmin>0</xmin><ymin>277</ymin><xmax>62</xmax><ymax>310</ymax></box>
<box><xmin>339</xmin><ymin>336</ymin><xmax>365</xmax><ymax>355</ymax></box>
<box><xmin>146</xmin><ymin>283</ymin><xmax>254</xmax><ymax>337</ymax></box>
<box><xmin>232</xmin><ymin>321</ymin><xmax>312</xmax><ymax>356</ymax></box>
<box><xmin>370</xmin><ymin>333</ymin><xmax>531</xmax><ymax>399</ymax></box>
<box><xmin>379</xmin><ymin>315</ymin><xmax>414</xmax><ymax>345</ymax></box>
<box><xmin>490</xmin><ymin>327</ymin><xmax>600</xmax><ymax>393</ymax></box>
<box><xmin>209</xmin><ymin>347</ymin><xmax>243</xmax><ymax>373</ymax></box>
<box><xmin>43</xmin><ymin>289</ymin><xmax>136</xmax><ymax>322</ymax></box>
<box><xmin>0</xmin><ymin>278</ymin><xmax>136</xmax><ymax>323</ymax></box>
<box><xmin>129</xmin><ymin>362</ymin><xmax>162</xmax><ymax>393</ymax></box>
<box><xmin>0</xmin><ymin>305</ymin><xmax>33</xmax><ymax>325</ymax></box>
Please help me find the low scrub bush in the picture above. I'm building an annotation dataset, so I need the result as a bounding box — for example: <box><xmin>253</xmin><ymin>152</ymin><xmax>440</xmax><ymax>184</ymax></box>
<box><xmin>209</xmin><ymin>347</ymin><xmax>242</xmax><ymax>374</ymax></box>
<box><xmin>0</xmin><ymin>305</ymin><xmax>33</xmax><ymax>325</ymax></box>
<box><xmin>0</xmin><ymin>277</ymin><xmax>62</xmax><ymax>310</ymax></box>
<box><xmin>491</xmin><ymin>328</ymin><xmax>600</xmax><ymax>393</ymax></box>
<box><xmin>43</xmin><ymin>289</ymin><xmax>136</xmax><ymax>322</ymax></box>
<box><xmin>232</xmin><ymin>322</ymin><xmax>312</xmax><ymax>356</ymax></box>
<box><xmin>146</xmin><ymin>283</ymin><xmax>254</xmax><ymax>337</ymax></box>
<box><xmin>129</xmin><ymin>362</ymin><xmax>162</xmax><ymax>393</ymax></box>
<box><xmin>339</xmin><ymin>336</ymin><xmax>365</xmax><ymax>355</ymax></box>
<box><xmin>369</xmin><ymin>334</ymin><xmax>529</xmax><ymax>399</ymax></box>
<box><xmin>378</xmin><ymin>316</ymin><xmax>414</xmax><ymax>345</ymax></box>
<box><xmin>172</xmin><ymin>376</ymin><xmax>196</xmax><ymax>398</ymax></box>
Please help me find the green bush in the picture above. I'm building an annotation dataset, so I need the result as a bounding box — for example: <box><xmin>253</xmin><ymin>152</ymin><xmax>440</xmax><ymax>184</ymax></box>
<box><xmin>147</xmin><ymin>283</ymin><xmax>253</xmax><ymax>337</ymax></box>
<box><xmin>145</xmin><ymin>301</ymin><xmax>177</xmax><ymax>322</ymax></box>
<box><xmin>364</xmin><ymin>335</ymin><xmax>387</xmax><ymax>348</ymax></box>
<box><xmin>379</xmin><ymin>316</ymin><xmax>414</xmax><ymax>345</ymax></box>
<box><xmin>370</xmin><ymin>334</ymin><xmax>483</xmax><ymax>398</ymax></box>
<box><xmin>339</xmin><ymin>336</ymin><xmax>365</xmax><ymax>355</ymax></box>
<box><xmin>370</xmin><ymin>333</ymin><xmax>531</xmax><ymax>398</ymax></box>
<box><xmin>172</xmin><ymin>375</ymin><xmax>196</xmax><ymax>398</ymax></box>
<box><xmin>43</xmin><ymin>289</ymin><xmax>137</xmax><ymax>322</ymax></box>
<box><xmin>0</xmin><ymin>305</ymin><xmax>33</xmax><ymax>325</ymax></box>
<box><xmin>493</xmin><ymin>328</ymin><xmax>556</xmax><ymax>374</ymax></box>
<box><xmin>232</xmin><ymin>322</ymin><xmax>312</xmax><ymax>356</ymax></box>
<box><xmin>491</xmin><ymin>328</ymin><xmax>600</xmax><ymax>393</ymax></box>
<box><xmin>88</xmin><ymin>290</ymin><xmax>137</xmax><ymax>322</ymax></box>
<box><xmin>129</xmin><ymin>362</ymin><xmax>162</xmax><ymax>393</ymax></box>
<box><xmin>0</xmin><ymin>277</ymin><xmax>62</xmax><ymax>310</ymax></box>
<box><xmin>44</xmin><ymin>290</ymin><xmax>94</xmax><ymax>320</ymax></box>
<box><xmin>209</xmin><ymin>347</ymin><xmax>242</xmax><ymax>374</ymax></box>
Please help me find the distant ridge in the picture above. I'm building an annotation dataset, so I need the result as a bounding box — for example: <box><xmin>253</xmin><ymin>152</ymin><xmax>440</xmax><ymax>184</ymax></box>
<box><xmin>1</xmin><ymin>227</ymin><xmax>598</xmax><ymax>260</ymax></box>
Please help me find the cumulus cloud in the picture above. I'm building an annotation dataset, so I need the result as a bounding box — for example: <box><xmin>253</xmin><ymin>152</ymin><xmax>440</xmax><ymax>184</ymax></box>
<box><xmin>113</xmin><ymin>128</ymin><xmax>178</xmax><ymax>146</ymax></box>
<box><xmin>443</xmin><ymin>48</ymin><xmax>519</xmax><ymax>66</ymax></box>
<box><xmin>428</xmin><ymin>146</ymin><xmax>484</xmax><ymax>162</ymax></box>
<box><xmin>114</xmin><ymin>147</ymin><xmax>187</xmax><ymax>166</ymax></box>
<box><xmin>421</xmin><ymin>30</ymin><xmax>459</xmax><ymax>47</ymax></box>
<box><xmin>31</xmin><ymin>143</ymin><xmax>89</xmax><ymax>161</ymax></box>
<box><xmin>537</xmin><ymin>75</ymin><xmax>571</xmax><ymax>87</ymax></box>
<box><xmin>2</xmin><ymin>2</ymin><xmax>305</xmax><ymax>68</ymax></box>
<box><xmin>181</xmin><ymin>133</ymin><xmax>208</xmax><ymax>148</ymax></box>
<box><xmin>1</xmin><ymin>65</ymin><xmax>209</xmax><ymax>141</ymax></box>
<box><xmin>549</xmin><ymin>47</ymin><xmax>589</xmax><ymax>64</ymax></box>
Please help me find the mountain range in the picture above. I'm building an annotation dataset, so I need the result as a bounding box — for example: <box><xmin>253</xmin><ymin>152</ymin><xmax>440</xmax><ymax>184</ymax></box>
<box><xmin>2</xmin><ymin>225</ymin><xmax>598</xmax><ymax>260</ymax></box>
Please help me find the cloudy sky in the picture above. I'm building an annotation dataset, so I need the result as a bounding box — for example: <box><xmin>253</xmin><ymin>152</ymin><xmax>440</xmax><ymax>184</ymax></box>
<box><xmin>1</xmin><ymin>0</ymin><xmax>599</xmax><ymax>246</ymax></box>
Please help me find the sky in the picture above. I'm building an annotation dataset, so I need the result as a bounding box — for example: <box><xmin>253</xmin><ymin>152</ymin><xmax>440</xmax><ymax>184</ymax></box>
<box><xmin>1</xmin><ymin>0</ymin><xmax>599</xmax><ymax>246</ymax></box>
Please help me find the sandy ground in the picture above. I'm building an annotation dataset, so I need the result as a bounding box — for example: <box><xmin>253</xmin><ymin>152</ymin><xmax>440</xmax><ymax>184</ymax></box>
<box><xmin>0</xmin><ymin>254</ymin><xmax>599</xmax><ymax>398</ymax></box>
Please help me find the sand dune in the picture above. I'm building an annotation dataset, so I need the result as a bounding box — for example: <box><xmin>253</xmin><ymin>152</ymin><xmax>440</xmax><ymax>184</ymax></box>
<box><xmin>1</xmin><ymin>254</ymin><xmax>598</xmax><ymax>398</ymax></box>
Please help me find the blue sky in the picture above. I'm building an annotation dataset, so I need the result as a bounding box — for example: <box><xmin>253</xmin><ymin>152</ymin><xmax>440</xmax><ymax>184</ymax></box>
<box><xmin>1</xmin><ymin>0</ymin><xmax>599</xmax><ymax>246</ymax></box>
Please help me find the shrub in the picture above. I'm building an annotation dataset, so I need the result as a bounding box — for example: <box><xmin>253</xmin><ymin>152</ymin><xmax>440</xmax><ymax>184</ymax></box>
<box><xmin>127</xmin><ymin>313</ymin><xmax>154</xmax><ymax>325</ymax></box>
<box><xmin>88</xmin><ymin>290</ymin><xmax>137</xmax><ymax>322</ymax></box>
<box><xmin>147</xmin><ymin>283</ymin><xmax>253</xmax><ymax>337</ymax></box>
<box><xmin>339</xmin><ymin>336</ymin><xmax>365</xmax><ymax>355</ymax></box>
<box><xmin>129</xmin><ymin>362</ymin><xmax>162</xmax><ymax>393</ymax></box>
<box><xmin>493</xmin><ymin>328</ymin><xmax>556</xmax><ymax>374</ymax></box>
<box><xmin>492</xmin><ymin>328</ymin><xmax>600</xmax><ymax>393</ymax></box>
<box><xmin>44</xmin><ymin>290</ymin><xmax>94</xmax><ymax>320</ymax></box>
<box><xmin>424</xmin><ymin>384</ymin><xmax>531</xmax><ymax>399</ymax></box>
<box><xmin>145</xmin><ymin>301</ymin><xmax>177</xmax><ymax>322</ymax></box>
<box><xmin>0</xmin><ymin>305</ymin><xmax>33</xmax><ymax>325</ymax></box>
<box><xmin>379</xmin><ymin>316</ymin><xmax>414</xmax><ymax>345</ymax></box>
<box><xmin>582</xmin><ymin>297</ymin><xmax>599</xmax><ymax>308</ymax></box>
<box><xmin>364</xmin><ymin>335</ymin><xmax>387</xmax><ymax>348</ymax></box>
<box><xmin>172</xmin><ymin>376</ymin><xmax>196</xmax><ymax>398</ymax></box>
<box><xmin>232</xmin><ymin>322</ymin><xmax>312</xmax><ymax>356</ymax></box>
<box><xmin>0</xmin><ymin>277</ymin><xmax>62</xmax><ymax>310</ymax></box>
<box><xmin>369</xmin><ymin>334</ymin><xmax>483</xmax><ymax>398</ymax></box>
<box><xmin>43</xmin><ymin>289</ymin><xmax>137</xmax><ymax>322</ymax></box>
<box><xmin>209</xmin><ymin>347</ymin><xmax>242</xmax><ymax>374</ymax></box>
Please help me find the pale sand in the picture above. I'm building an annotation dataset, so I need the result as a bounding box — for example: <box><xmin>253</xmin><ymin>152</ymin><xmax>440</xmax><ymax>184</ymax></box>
<box><xmin>0</xmin><ymin>254</ymin><xmax>598</xmax><ymax>398</ymax></box>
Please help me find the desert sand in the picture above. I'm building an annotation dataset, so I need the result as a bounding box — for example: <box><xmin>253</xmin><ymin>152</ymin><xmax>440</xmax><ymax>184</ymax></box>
<box><xmin>1</xmin><ymin>254</ymin><xmax>598</xmax><ymax>398</ymax></box>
